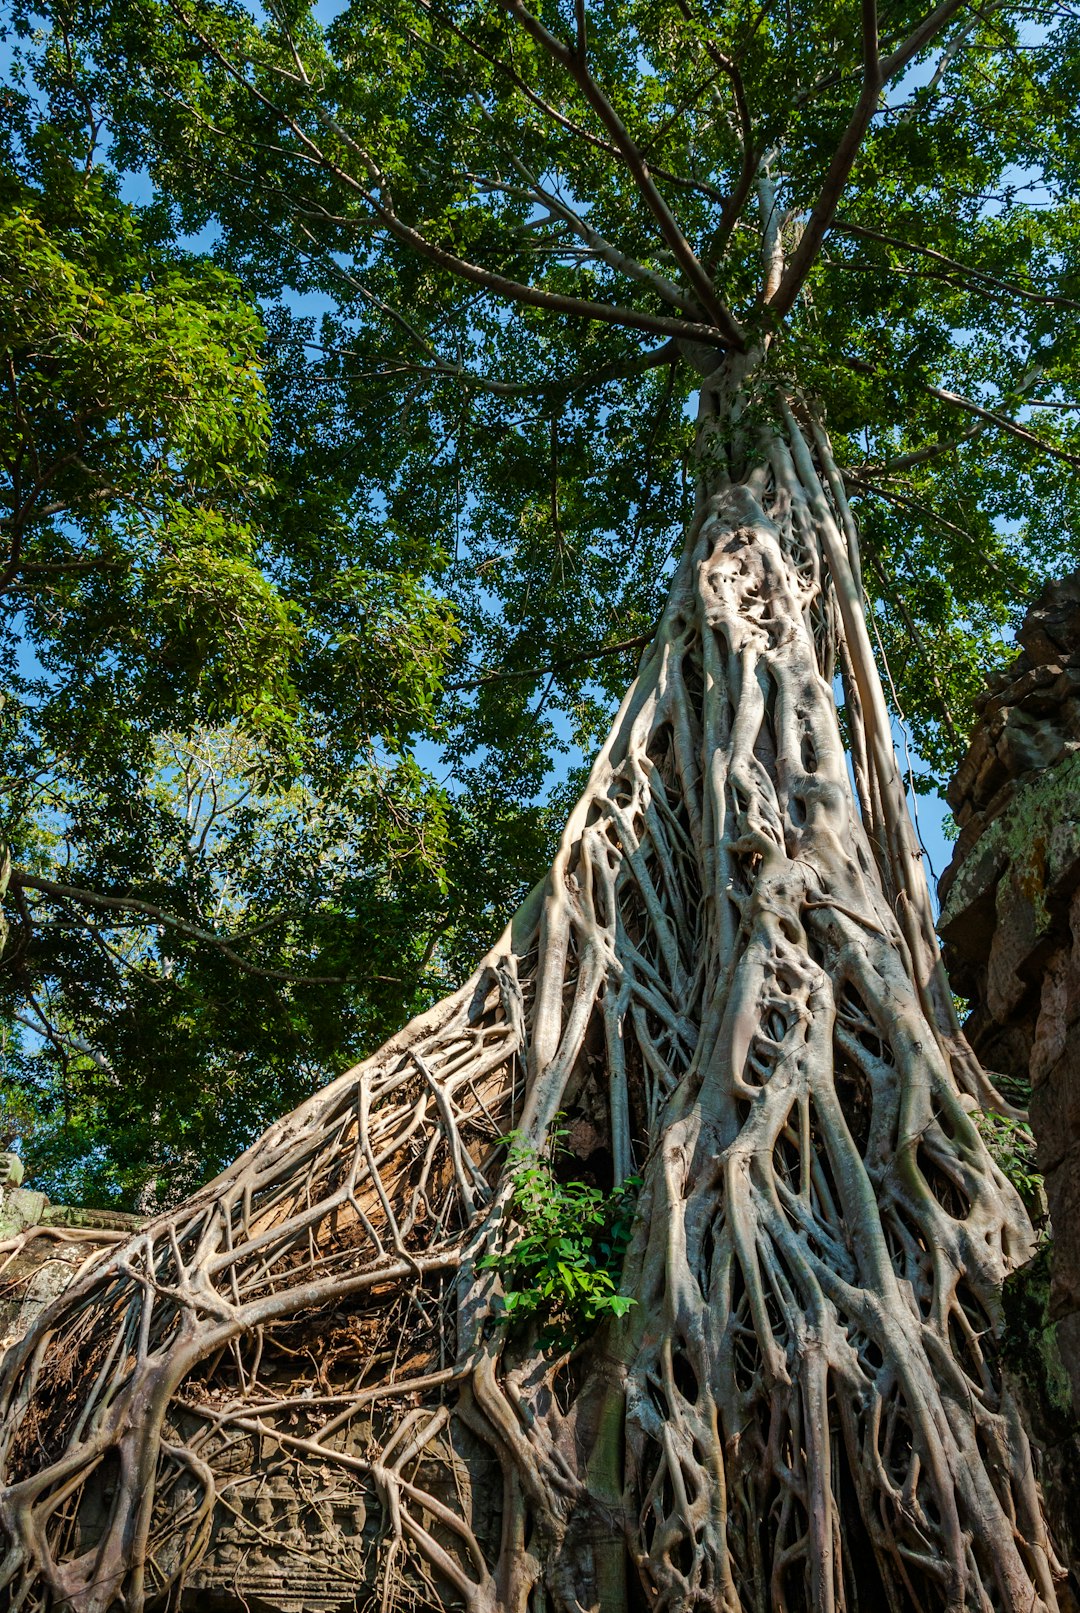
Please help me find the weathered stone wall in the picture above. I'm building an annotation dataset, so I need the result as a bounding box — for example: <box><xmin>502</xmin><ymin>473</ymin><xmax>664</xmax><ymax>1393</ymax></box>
<box><xmin>939</xmin><ymin>570</ymin><xmax>1080</xmax><ymax>1581</ymax></box>
<box><xmin>0</xmin><ymin>1156</ymin><xmax>142</xmax><ymax>1352</ymax></box>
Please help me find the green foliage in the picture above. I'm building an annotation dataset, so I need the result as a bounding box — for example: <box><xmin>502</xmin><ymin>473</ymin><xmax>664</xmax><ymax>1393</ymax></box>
<box><xmin>977</xmin><ymin>1111</ymin><xmax>1044</xmax><ymax>1212</ymax></box>
<box><xmin>0</xmin><ymin>84</ymin><xmax>466</xmax><ymax>1209</ymax></box>
<box><xmin>33</xmin><ymin>0</ymin><xmax>1079</xmax><ymax>796</ymax></box>
<box><xmin>480</xmin><ymin>1132</ymin><xmax>640</xmax><ymax>1349</ymax></box>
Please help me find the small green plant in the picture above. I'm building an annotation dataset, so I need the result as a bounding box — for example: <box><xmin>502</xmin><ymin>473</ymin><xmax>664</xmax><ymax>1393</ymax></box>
<box><xmin>480</xmin><ymin>1129</ymin><xmax>640</xmax><ymax>1349</ymax></box>
<box><xmin>976</xmin><ymin>1110</ymin><xmax>1044</xmax><ymax>1209</ymax></box>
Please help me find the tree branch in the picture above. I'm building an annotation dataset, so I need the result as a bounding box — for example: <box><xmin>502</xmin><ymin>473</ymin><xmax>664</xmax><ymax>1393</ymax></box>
<box><xmin>413</xmin><ymin>0</ymin><xmax>730</xmax><ymax>209</ymax></box>
<box><xmin>769</xmin><ymin>0</ymin><xmax>980</xmax><ymax>320</ymax></box>
<box><xmin>305</xmin><ymin>241</ymin><xmax>682</xmax><ymax>396</ymax></box>
<box><xmin>676</xmin><ymin>6</ymin><xmax>760</xmax><ymax>268</ymax></box>
<box><xmin>456</xmin><ymin>630</ymin><xmax>654</xmax><ymax>691</ymax></box>
<box><xmin>844</xmin><ymin>357</ymin><xmax>1080</xmax><ymax>469</ymax></box>
<box><xmin>847</xmin><ymin>420</ymin><xmax>985</xmax><ymax>477</ymax></box>
<box><xmin>464</xmin><ymin>160</ymin><xmax>697</xmax><ymax>313</ymax></box>
<box><xmin>495</xmin><ymin>0</ymin><xmax>746</xmax><ymax>348</ymax></box>
<box><xmin>9</xmin><ymin>874</ymin><xmax>358</xmax><ymax>986</ymax></box>
<box><xmin>316</xmin><ymin>123</ymin><xmax>725</xmax><ymax>346</ymax></box>
<box><xmin>768</xmin><ymin>0</ymin><xmax>880</xmax><ymax>319</ymax></box>
<box><xmin>833</xmin><ymin>218</ymin><xmax>1080</xmax><ymax>312</ymax></box>
<box><xmin>170</xmin><ymin>4</ymin><xmax>729</xmax><ymax>349</ymax></box>
<box><xmin>843</xmin><ymin>467</ymin><xmax>1027</xmax><ymax>592</ymax></box>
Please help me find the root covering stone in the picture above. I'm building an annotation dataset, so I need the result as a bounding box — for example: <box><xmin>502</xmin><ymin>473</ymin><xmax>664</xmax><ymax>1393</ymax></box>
<box><xmin>0</xmin><ymin>394</ymin><xmax>1060</xmax><ymax>1613</ymax></box>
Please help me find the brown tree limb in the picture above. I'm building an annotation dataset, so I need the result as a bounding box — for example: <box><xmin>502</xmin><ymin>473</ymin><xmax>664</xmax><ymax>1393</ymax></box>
<box><xmin>833</xmin><ymin>218</ymin><xmax>1080</xmax><ymax>312</ymax></box>
<box><xmin>456</xmin><ymin>630</ymin><xmax>655</xmax><ymax>691</ymax></box>
<box><xmin>844</xmin><ymin>356</ymin><xmax>1080</xmax><ymax>469</ymax></box>
<box><xmin>771</xmin><ymin>0</ymin><xmax>979</xmax><ymax>321</ymax></box>
<box><xmin>494</xmin><ymin>0</ymin><xmax>747</xmax><ymax>349</ymax></box>
<box><xmin>768</xmin><ymin>0</ymin><xmax>881</xmax><ymax>319</ymax></box>
<box><xmin>413</xmin><ymin>0</ymin><xmax>731</xmax><ymax>209</ymax></box>
<box><xmin>7</xmin><ymin>874</ymin><xmax>360</xmax><ymax>986</ymax></box>
<box><xmin>169</xmin><ymin>1</ymin><xmax>731</xmax><ymax>349</ymax></box>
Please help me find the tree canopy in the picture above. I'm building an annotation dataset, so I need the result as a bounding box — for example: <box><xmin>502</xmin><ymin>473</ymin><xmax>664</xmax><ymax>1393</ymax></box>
<box><xmin>3</xmin><ymin>0</ymin><xmax>1080</xmax><ymax>1207</ymax></box>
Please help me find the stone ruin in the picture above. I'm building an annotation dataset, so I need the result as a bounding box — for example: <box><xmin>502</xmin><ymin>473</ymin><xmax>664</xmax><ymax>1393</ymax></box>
<box><xmin>0</xmin><ymin>1157</ymin><xmax>391</xmax><ymax>1612</ymax></box>
<box><xmin>940</xmin><ymin>568</ymin><xmax>1080</xmax><ymax>1580</ymax></box>
<box><xmin>0</xmin><ymin>1153</ymin><xmax>142</xmax><ymax>1353</ymax></box>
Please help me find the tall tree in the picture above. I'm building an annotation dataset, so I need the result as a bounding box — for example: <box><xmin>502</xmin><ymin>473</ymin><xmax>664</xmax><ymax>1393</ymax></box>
<box><xmin>1</xmin><ymin>0</ymin><xmax>1079</xmax><ymax>1609</ymax></box>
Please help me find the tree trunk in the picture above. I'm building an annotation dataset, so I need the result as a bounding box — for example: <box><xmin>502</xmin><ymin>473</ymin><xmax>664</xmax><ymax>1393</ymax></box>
<box><xmin>0</xmin><ymin>363</ymin><xmax>1061</xmax><ymax>1613</ymax></box>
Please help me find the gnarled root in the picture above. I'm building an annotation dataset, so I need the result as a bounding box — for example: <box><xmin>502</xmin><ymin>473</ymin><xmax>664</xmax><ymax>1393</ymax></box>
<box><xmin>0</xmin><ymin>403</ymin><xmax>1058</xmax><ymax>1613</ymax></box>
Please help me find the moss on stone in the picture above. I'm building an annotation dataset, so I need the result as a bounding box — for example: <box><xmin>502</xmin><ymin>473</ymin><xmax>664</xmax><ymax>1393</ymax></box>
<box><xmin>1002</xmin><ymin>1243</ymin><xmax>1074</xmax><ymax>1426</ymax></box>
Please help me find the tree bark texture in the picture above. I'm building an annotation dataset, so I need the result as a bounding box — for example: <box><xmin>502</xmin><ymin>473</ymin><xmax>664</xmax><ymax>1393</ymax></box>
<box><xmin>0</xmin><ymin>374</ymin><xmax>1061</xmax><ymax>1613</ymax></box>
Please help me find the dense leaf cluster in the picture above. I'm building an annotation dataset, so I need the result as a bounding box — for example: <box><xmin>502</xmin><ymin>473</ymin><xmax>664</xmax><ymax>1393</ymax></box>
<box><xmin>479</xmin><ymin>1133</ymin><xmax>640</xmax><ymax>1349</ymax></box>
<box><xmin>0</xmin><ymin>99</ymin><xmax>470</xmax><ymax>1205</ymax></box>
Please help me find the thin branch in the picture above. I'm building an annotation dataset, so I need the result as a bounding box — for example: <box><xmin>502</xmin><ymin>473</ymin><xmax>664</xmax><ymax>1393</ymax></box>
<box><xmin>848</xmin><ymin>420</ymin><xmax>985</xmax><ymax>477</ymax></box>
<box><xmin>833</xmin><ymin>219</ymin><xmax>1080</xmax><ymax>312</ymax></box>
<box><xmin>879</xmin><ymin>0</ymin><xmax>985</xmax><ymax>81</ymax></box>
<box><xmin>844</xmin><ymin>357</ymin><xmax>1080</xmax><ymax>470</ymax></box>
<box><xmin>9</xmin><ymin>874</ymin><xmax>359</xmax><ymax>986</ymax></box>
<box><xmin>471</xmin><ymin>158</ymin><xmax>697</xmax><ymax>314</ymax></box>
<box><xmin>844</xmin><ymin>467</ymin><xmax>1026</xmax><ymax>591</ymax></box>
<box><xmin>414</xmin><ymin>0</ymin><xmax>731</xmax><ymax>209</ymax></box>
<box><xmin>867</xmin><ymin>551</ymin><xmax>962</xmax><ymax>746</ymax></box>
<box><xmin>769</xmin><ymin>0</ymin><xmax>880</xmax><ymax>319</ymax></box>
<box><xmin>170</xmin><ymin>3</ymin><xmax>728</xmax><ymax>348</ymax></box>
<box><xmin>674</xmin><ymin>4</ymin><xmax>761</xmax><ymax>266</ymax></box>
<box><xmin>771</xmin><ymin>0</ymin><xmax>980</xmax><ymax>320</ymax></box>
<box><xmin>495</xmin><ymin>0</ymin><xmax>746</xmax><ymax>348</ymax></box>
<box><xmin>456</xmin><ymin>630</ymin><xmax>654</xmax><ymax>691</ymax></box>
<box><xmin>301</xmin><ymin>236</ymin><xmax>682</xmax><ymax>395</ymax></box>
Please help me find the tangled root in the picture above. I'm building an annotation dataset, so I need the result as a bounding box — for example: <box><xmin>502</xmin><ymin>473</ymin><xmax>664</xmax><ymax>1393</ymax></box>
<box><xmin>0</xmin><ymin>401</ymin><xmax>1058</xmax><ymax>1613</ymax></box>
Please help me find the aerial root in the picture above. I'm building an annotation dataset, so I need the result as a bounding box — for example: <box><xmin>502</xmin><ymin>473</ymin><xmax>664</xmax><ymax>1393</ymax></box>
<box><xmin>0</xmin><ymin>403</ymin><xmax>1059</xmax><ymax>1613</ymax></box>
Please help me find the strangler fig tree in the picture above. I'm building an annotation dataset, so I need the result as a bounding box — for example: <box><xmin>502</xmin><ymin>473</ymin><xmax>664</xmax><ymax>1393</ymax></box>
<box><xmin>2</xmin><ymin>0</ymin><xmax>1080</xmax><ymax>1607</ymax></box>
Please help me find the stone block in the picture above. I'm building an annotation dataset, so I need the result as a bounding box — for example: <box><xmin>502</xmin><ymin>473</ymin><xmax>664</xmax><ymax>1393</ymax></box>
<box><xmin>999</xmin><ymin>708</ymin><xmax>1069</xmax><ymax>777</ymax></box>
<box><xmin>987</xmin><ymin>862</ymin><xmax>1052</xmax><ymax>1023</ymax></box>
<box><xmin>1056</xmin><ymin>1311</ymin><xmax>1080</xmax><ymax>1436</ymax></box>
<box><xmin>971</xmin><ymin>1016</ymin><xmax>1038</xmax><ymax>1087</ymax></box>
<box><xmin>975</xmin><ymin>747</ymin><xmax>1010</xmax><ymax>806</ymax></box>
<box><xmin>0</xmin><ymin>1154</ymin><xmax>24</xmax><ymax>1188</ymax></box>
<box><xmin>1045</xmin><ymin>1143</ymin><xmax>1080</xmax><ymax>1317</ymax></box>
<box><xmin>1049</xmin><ymin>819</ymin><xmax>1080</xmax><ymax>904</ymax></box>
<box><xmin>1031</xmin><ymin>948</ymin><xmax>1073</xmax><ymax>1088</ymax></box>
<box><xmin>982</xmin><ymin>662</ymin><xmax>1061</xmax><ymax>719</ymax></box>
<box><xmin>40</xmin><ymin>1203</ymin><xmax>144</xmax><ymax>1234</ymax></box>
<box><xmin>1020</xmin><ymin>572</ymin><xmax>1080</xmax><ymax>658</ymax></box>
<box><xmin>947</xmin><ymin>733</ymin><xmax>992</xmax><ymax>810</ymax></box>
<box><xmin>1031</xmin><ymin>1045</ymin><xmax>1080</xmax><ymax>1173</ymax></box>
<box><xmin>0</xmin><ymin>1188</ymin><xmax>48</xmax><ymax>1238</ymax></box>
<box><xmin>937</xmin><ymin>836</ymin><xmax>1004</xmax><ymax>964</ymax></box>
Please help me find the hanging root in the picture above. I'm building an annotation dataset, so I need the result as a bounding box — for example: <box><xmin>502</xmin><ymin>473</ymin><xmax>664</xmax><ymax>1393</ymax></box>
<box><xmin>0</xmin><ymin>402</ymin><xmax>1059</xmax><ymax>1613</ymax></box>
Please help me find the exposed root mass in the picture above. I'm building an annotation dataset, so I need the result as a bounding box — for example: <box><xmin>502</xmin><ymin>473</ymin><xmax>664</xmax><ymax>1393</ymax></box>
<box><xmin>0</xmin><ymin>396</ymin><xmax>1058</xmax><ymax>1613</ymax></box>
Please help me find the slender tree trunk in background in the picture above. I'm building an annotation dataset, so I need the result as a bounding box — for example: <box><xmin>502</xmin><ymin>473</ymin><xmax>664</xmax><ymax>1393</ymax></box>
<box><xmin>0</xmin><ymin>362</ymin><xmax>1061</xmax><ymax>1613</ymax></box>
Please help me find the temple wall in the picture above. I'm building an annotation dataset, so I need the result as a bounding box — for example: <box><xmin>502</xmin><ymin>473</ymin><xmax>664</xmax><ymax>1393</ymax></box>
<box><xmin>0</xmin><ymin>1161</ymin><xmax>142</xmax><ymax>1351</ymax></box>
<box><xmin>940</xmin><ymin>571</ymin><xmax>1080</xmax><ymax>1582</ymax></box>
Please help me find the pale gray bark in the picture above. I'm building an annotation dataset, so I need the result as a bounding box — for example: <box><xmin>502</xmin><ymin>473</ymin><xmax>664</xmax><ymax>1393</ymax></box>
<box><xmin>0</xmin><ymin>377</ymin><xmax>1059</xmax><ymax>1613</ymax></box>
